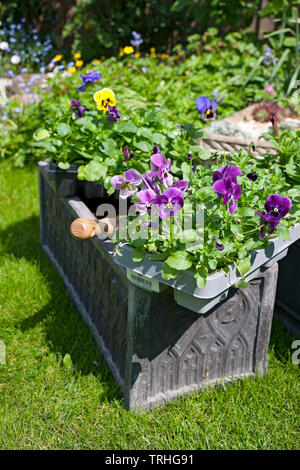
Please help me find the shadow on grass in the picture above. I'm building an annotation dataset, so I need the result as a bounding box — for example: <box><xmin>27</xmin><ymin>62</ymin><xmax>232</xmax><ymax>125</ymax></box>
<box><xmin>0</xmin><ymin>213</ymin><xmax>123</xmax><ymax>403</ymax></box>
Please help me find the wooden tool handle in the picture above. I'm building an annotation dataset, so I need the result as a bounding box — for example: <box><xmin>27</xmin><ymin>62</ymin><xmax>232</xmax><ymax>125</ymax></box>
<box><xmin>70</xmin><ymin>217</ymin><xmax>115</xmax><ymax>240</ymax></box>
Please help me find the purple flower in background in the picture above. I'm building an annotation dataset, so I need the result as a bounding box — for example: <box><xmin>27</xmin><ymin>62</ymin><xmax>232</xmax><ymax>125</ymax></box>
<box><xmin>107</xmin><ymin>105</ymin><xmax>121</xmax><ymax>123</ymax></box>
<box><xmin>77</xmin><ymin>71</ymin><xmax>102</xmax><ymax>92</ymax></box>
<box><xmin>152</xmin><ymin>187</ymin><xmax>184</xmax><ymax>219</ymax></box>
<box><xmin>215</xmin><ymin>238</ymin><xmax>224</xmax><ymax>251</ymax></box>
<box><xmin>111</xmin><ymin>169</ymin><xmax>142</xmax><ymax>198</ymax></box>
<box><xmin>195</xmin><ymin>96</ymin><xmax>218</xmax><ymax>121</ymax></box>
<box><xmin>150</xmin><ymin>153</ymin><xmax>173</xmax><ymax>187</ymax></box>
<box><xmin>264</xmin><ymin>84</ymin><xmax>275</xmax><ymax>95</ymax></box>
<box><xmin>122</xmin><ymin>147</ymin><xmax>135</xmax><ymax>162</ymax></box>
<box><xmin>135</xmin><ymin>189</ymin><xmax>156</xmax><ymax>215</ymax></box>
<box><xmin>256</xmin><ymin>194</ymin><xmax>291</xmax><ymax>240</ymax></box>
<box><xmin>151</xmin><ymin>145</ymin><xmax>160</xmax><ymax>155</ymax></box>
<box><xmin>71</xmin><ymin>99</ymin><xmax>89</xmax><ymax>118</ymax></box>
<box><xmin>131</xmin><ymin>31</ymin><xmax>143</xmax><ymax>48</ymax></box>
<box><xmin>247</xmin><ymin>171</ymin><xmax>258</xmax><ymax>182</ymax></box>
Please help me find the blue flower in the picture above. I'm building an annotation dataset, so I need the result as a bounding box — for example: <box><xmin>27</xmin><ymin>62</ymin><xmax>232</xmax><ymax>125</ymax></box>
<box><xmin>195</xmin><ymin>96</ymin><xmax>218</xmax><ymax>121</ymax></box>
<box><xmin>131</xmin><ymin>31</ymin><xmax>143</xmax><ymax>48</ymax></box>
<box><xmin>77</xmin><ymin>71</ymin><xmax>102</xmax><ymax>92</ymax></box>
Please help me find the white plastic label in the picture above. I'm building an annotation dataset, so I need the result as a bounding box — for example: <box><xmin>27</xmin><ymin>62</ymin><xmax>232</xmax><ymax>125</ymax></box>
<box><xmin>127</xmin><ymin>269</ymin><xmax>160</xmax><ymax>292</ymax></box>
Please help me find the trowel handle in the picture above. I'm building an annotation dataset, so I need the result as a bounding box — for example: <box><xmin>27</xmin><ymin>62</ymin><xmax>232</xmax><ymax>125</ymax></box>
<box><xmin>70</xmin><ymin>217</ymin><xmax>114</xmax><ymax>240</ymax></box>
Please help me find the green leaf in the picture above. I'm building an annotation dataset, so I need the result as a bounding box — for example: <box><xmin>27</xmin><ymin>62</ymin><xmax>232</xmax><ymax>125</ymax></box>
<box><xmin>238</xmin><ymin>207</ymin><xmax>255</xmax><ymax>217</ymax></box>
<box><xmin>131</xmin><ymin>248</ymin><xmax>146</xmax><ymax>263</ymax></box>
<box><xmin>195</xmin><ymin>271</ymin><xmax>207</xmax><ymax>288</ymax></box>
<box><xmin>197</xmin><ymin>148</ymin><xmax>211</xmax><ymax>160</ymax></box>
<box><xmin>161</xmin><ymin>261</ymin><xmax>179</xmax><ymax>281</ymax></box>
<box><xmin>235</xmin><ymin>278</ymin><xmax>248</xmax><ymax>289</ymax></box>
<box><xmin>33</xmin><ymin>128</ymin><xmax>50</xmax><ymax>141</ymax></box>
<box><xmin>180</xmin><ymin>229</ymin><xmax>197</xmax><ymax>244</ymax></box>
<box><xmin>117</xmin><ymin>121</ymin><xmax>138</xmax><ymax>133</ymax></box>
<box><xmin>99</xmin><ymin>138</ymin><xmax>118</xmax><ymax>156</ymax></box>
<box><xmin>57</xmin><ymin>162</ymin><xmax>70</xmax><ymax>170</ymax></box>
<box><xmin>135</xmin><ymin>141</ymin><xmax>151</xmax><ymax>153</ymax></box>
<box><xmin>63</xmin><ymin>353</ymin><xmax>73</xmax><ymax>370</ymax></box>
<box><xmin>166</xmin><ymin>251</ymin><xmax>192</xmax><ymax>271</ymax></box>
<box><xmin>277</xmin><ymin>226</ymin><xmax>290</xmax><ymax>241</ymax></box>
<box><xmin>236</xmin><ymin>256</ymin><xmax>251</xmax><ymax>277</ymax></box>
<box><xmin>84</xmin><ymin>161</ymin><xmax>107</xmax><ymax>182</ymax></box>
<box><xmin>56</xmin><ymin>123</ymin><xmax>71</xmax><ymax>137</ymax></box>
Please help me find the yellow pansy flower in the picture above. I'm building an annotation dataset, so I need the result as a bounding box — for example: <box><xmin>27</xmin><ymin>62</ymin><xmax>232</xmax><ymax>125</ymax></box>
<box><xmin>74</xmin><ymin>52</ymin><xmax>81</xmax><ymax>59</ymax></box>
<box><xmin>67</xmin><ymin>66</ymin><xmax>76</xmax><ymax>74</ymax></box>
<box><xmin>123</xmin><ymin>46</ymin><xmax>134</xmax><ymax>55</ymax></box>
<box><xmin>75</xmin><ymin>60</ymin><xmax>83</xmax><ymax>67</ymax></box>
<box><xmin>94</xmin><ymin>88</ymin><xmax>116</xmax><ymax>112</ymax></box>
<box><xmin>53</xmin><ymin>54</ymin><xmax>63</xmax><ymax>62</ymax></box>
<box><xmin>135</xmin><ymin>52</ymin><xmax>141</xmax><ymax>58</ymax></box>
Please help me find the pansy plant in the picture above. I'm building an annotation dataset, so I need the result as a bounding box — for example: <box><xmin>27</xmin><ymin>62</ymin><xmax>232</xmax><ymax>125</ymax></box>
<box><xmin>113</xmin><ymin>148</ymin><xmax>297</xmax><ymax>289</ymax></box>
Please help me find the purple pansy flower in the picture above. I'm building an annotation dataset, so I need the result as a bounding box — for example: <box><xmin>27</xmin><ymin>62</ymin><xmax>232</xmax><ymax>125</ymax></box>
<box><xmin>135</xmin><ymin>189</ymin><xmax>156</xmax><ymax>215</ymax></box>
<box><xmin>256</xmin><ymin>194</ymin><xmax>291</xmax><ymax>240</ymax></box>
<box><xmin>247</xmin><ymin>171</ymin><xmax>258</xmax><ymax>182</ymax></box>
<box><xmin>123</xmin><ymin>147</ymin><xmax>135</xmax><ymax>162</ymax></box>
<box><xmin>195</xmin><ymin>96</ymin><xmax>218</xmax><ymax>121</ymax></box>
<box><xmin>142</xmin><ymin>171</ymin><xmax>161</xmax><ymax>195</ymax></box>
<box><xmin>150</xmin><ymin>153</ymin><xmax>173</xmax><ymax>187</ymax></box>
<box><xmin>77</xmin><ymin>71</ymin><xmax>102</xmax><ymax>92</ymax></box>
<box><xmin>152</xmin><ymin>187</ymin><xmax>184</xmax><ymax>219</ymax></box>
<box><xmin>107</xmin><ymin>105</ymin><xmax>121</xmax><ymax>123</ymax></box>
<box><xmin>212</xmin><ymin>164</ymin><xmax>242</xmax><ymax>185</ymax></box>
<box><xmin>215</xmin><ymin>239</ymin><xmax>224</xmax><ymax>251</ymax></box>
<box><xmin>212</xmin><ymin>178</ymin><xmax>242</xmax><ymax>214</ymax></box>
<box><xmin>71</xmin><ymin>99</ymin><xmax>89</xmax><ymax>118</ymax></box>
<box><xmin>212</xmin><ymin>165</ymin><xmax>242</xmax><ymax>214</ymax></box>
<box><xmin>111</xmin><ymin>169</ymin><xmax>142</xmax><ymax>199</ymax></box>
<box><xmin>151</xmin><ymin>145</ymin><xmax>160</xmax><ymax>155</ymax></box>
<box><xmin>172</xmin><ymin>180</ymin><xmax>189</xmax><ymax>192</ymax></box>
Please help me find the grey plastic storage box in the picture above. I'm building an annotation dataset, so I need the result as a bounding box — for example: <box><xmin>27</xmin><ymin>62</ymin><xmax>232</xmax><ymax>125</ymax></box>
<box><xmin>38</xmin><ymin>161</ymin><xmax>297</xmax><ymax>410</ymax></box>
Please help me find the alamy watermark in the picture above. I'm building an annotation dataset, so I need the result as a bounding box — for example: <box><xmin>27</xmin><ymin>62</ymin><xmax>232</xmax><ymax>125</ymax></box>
<box><xmin>0</xmin><ymin>340</ymin><xmax>6</xmax><ymax>364</ymax></box>
<box><xmin>291</xmin><ymin>340</ymin><xmax>300</xmax><ymax>365</ymax></box>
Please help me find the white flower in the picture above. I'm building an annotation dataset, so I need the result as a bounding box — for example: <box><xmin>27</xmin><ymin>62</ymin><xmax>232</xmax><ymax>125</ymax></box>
<box><xmin>0</xmin><ymin>41</ymin><xmax>9</xmax><ymax>51</ymax></box>
<box><xmin>11</xmin><ymin>54</ymin><xmax>21</xmax><ymax>64</ymax></box>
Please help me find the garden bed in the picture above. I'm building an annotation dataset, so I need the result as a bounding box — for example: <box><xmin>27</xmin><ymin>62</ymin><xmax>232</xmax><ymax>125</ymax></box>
<box><xmin>199</xmin><ymin>103</ymin><xmax>300</xmax><ymax>157</ymax></box>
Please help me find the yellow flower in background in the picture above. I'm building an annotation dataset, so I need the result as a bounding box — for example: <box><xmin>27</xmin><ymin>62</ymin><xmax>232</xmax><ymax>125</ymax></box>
<box><xmin>93</xmin><ymin>59</ymin><xmax>101</xmax><ymax>64</ymax></box>
<box><xmin>53</xmin><ymin>54</ymin><xmax>63</xmax><ymax>62</ymax></box>
<box><xmin>135</xmin><ymin>52</ymin><xmax>141</xmax><ymax>58</ymax></box>
<box><xmin>119</xmin><ymin>48</ymin><xmax>124</xmax><ymax>57</ymax></box>
<box><xmin>150</xmin><ymin>47</ymin><xmax>156</xmax><ymax>57</ymax></box>
<box><xmin>67</xmin><ymin>66</ymin><xmax>76</xmax><ymax>74</ymax></box>
<box><xmin>160</xmin><ymin>53</ymin><xmax>169</xmax><ymax>60</ymax></box>
<box><xmin>94</xmin><ymin>88</ymin><xmax>116</xmax><ymax>112</ymax></box>
<box><xmin>74</xmin><ymin>53</ymin><xmax>81</xmax><ymax>59</ymax></box>
<box><xmin>75</xmin><ymin>60</ymin><xmax>83</xmax><ymax>67</ymax></box>
<box><xmin>123</xmin><ymin>46</ymin><xmax>134</xmax><ymax>55</ymax></box>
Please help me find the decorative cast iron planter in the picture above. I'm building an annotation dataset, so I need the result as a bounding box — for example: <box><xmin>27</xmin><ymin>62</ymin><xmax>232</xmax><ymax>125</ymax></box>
<box><xmin>38</xmin><ymin>161</ymin><xmax>298</xmax><ymax>410</ymax></box>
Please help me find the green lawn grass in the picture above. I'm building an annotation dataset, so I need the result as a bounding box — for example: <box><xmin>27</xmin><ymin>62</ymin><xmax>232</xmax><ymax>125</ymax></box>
<box><xmin>0</xmin><ymin>159</ymin><xmax>299</xmax><ymax>450</ymax></box>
